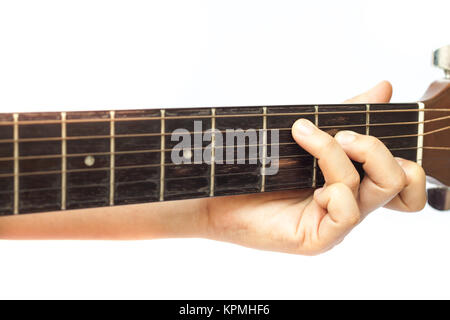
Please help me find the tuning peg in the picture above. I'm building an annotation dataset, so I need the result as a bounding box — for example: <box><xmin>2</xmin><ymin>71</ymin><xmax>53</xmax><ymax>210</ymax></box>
<box><xmin>427</xmin><ymin>177</ymin><xmax>450</xmax><ymax>211</ymax></box>
<box><xmin>433</xmin><ymin>45</ymin><xmax>450</xmax><ymax>79</ymax></box>
<box><xmin>427</xmin><ymin>188</ymin><xmax>450</xmax><ymax>211</ymax></box>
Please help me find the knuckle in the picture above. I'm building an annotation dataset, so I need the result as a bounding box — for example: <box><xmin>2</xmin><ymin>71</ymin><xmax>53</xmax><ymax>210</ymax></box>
<box><xmin>417</xmin><ymin>197</ymin><xmax>427</xmax><ymax>211</ymax></box>
<box><xmin>330</xmin><ymin>183</ymin><xmax>360</xmax><ymax>224</ymax></box>
<box><xmin>316</xmin><ymin>135</ymin><xmax>340</xmax><ymax>160</ymax></box>
<box><xmin>417</xmin><ymin>165</ymin><xmax>426</xmax><ymax>180</ymax></box>
<box><xmin>408</xmin><ymin>200</ymin><xmax>427</xmax><ymax>212</ymax></box>
<box><xmin>322</xmin><ymin>135</ymin><xmax>338</xmax><ymax>152</ymax></box>
<box><xmin>304</xmin><ymin>249</ymin><xmax>325</xmax><ymax>256</ymax></box>
<box><xmin>390</xmin><ymin>171</ymin><xmax>407</xmax><ymax>193</ymax></box>
<box><xmin>330</xmin><ymin>182</ymin><xmax>351</xmax><ymax>195</ymax></box>
<box><xmin>409</xmin><ymin>162</ymin><xmax>426</xmax><ymax>181</ymax></box>
<box><xmin>348</xmin><ymin>211</ymin><xmax>361</xmax><ymax>226</ymax></box>
<box><xmin>346</xmin><ymin>173</ymin><xmax>361</xmax><ymax>190</ymax></box>
<box><xmin>406</xmin><ymin>192</ymin><xmax>427</xmax><ymax>213</ymax></box>
<box><xmin>300</xmin><ymin>244</ymin><xmax>332</xmax><ymax>256</ymax></box>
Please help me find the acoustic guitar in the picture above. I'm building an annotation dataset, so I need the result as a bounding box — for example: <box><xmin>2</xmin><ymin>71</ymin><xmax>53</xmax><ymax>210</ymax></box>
<box><xmin>0</xmin><ymin>46</ymin><xmax>448</xmax><ymax>216</ymax></box>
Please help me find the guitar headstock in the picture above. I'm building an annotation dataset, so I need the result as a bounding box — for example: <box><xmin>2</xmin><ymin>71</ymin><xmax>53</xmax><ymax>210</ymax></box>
<box><xmin>420</xmin><ymin>45</ymin><xmax>450</xmax><ymax>210</ymax></box>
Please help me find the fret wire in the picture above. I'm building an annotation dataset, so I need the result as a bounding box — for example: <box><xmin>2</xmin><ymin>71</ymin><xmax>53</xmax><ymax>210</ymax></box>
<box><xmin>419</xmin><ymin>146</ymin><xmax>450</xmax><ymax>150</ymax></box>
<box><xmin>0</xmin><ymin>142</ymin><xmax>298</xmax><ymax>162</ymax></box>
<box><xmin>109</xmin><ymin>111</ymin><xmax>115</xmax><ymax>206</ymax></box>
<box><xmin>159</xmin><ymin>109</ymin><xmax>165</xmax><ymax>201</ymax></box>
<box><xmin>0</xmin><ymin>115</ymin><xmax>447</xmax><ymax>144</ymax></box>
<box><xmin>3</xmin><ymin>104</ymin><xmax>447</xmax><ymax>211</ymax></box>
<box><xmin>61</xmin><ymin>112</ymin><xmax>67</xmax><ymax>210</ymax></box>
<box><xmin>261</xmin><ymin>107</ymin><xmax>267</xmax><ymax>192</ymax></box>
<box><xmin>0</xmin><ymin>147</ymin><xmax>440</xmax><ymax>185</ymax></box>
<box><xmin>417</xmin><ymin>102</ymin><xmax>425</xmax><ymax>166</ymax></box>
<box><xmin>209</xmin><ymin>108</ymin><xmax>216</xmax><ymax>197</ymax></box>
<box><xmin>0</xmin><ymin>108</ymin><xmax>447</xmax><ymax>126</ymax></box>
<box><xmin>384</xmin><ymin>126</ymin><xmax>448</xmax><ymax>138</ymax></box>
<box><xmin>366</xmin><ymin>104</ymin><xmax>370</xmax><ymax>135</ymax></box>
<box><xmin>0</xmin><ymin>125</ymin><xmax>448</xmax><ymax>163</ymax></box>
<box><xmin>312</xmin><ymin>106</ymin><xmax>318</xmax><ymax>188</ymax></box>
<box><xmin>13</xmin><ymin>113</ymin><xmax>19</xmax><ymax>214</ymax></box>
<box><xmin>0</xmin><ymin>167</ymin><xmax>311</xmax><ymax>195</ymax></box>
<box><xmin>0</xmin><ymin>145</ymin><xmax>444</xmax><ymax>180</ymax></box>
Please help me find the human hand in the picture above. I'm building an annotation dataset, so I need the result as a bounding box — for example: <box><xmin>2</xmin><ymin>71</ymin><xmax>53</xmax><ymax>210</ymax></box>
<box><xmin>204</xmin><ymin>81</ymin><xmax>426</xmax><ymax>255</ymax></box>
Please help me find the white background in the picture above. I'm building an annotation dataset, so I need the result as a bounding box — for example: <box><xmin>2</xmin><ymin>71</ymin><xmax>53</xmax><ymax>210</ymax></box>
<box><xmin>0</xmin><ymin>0</ymin><xmax>449</xmax><ymax>299</ymax></box>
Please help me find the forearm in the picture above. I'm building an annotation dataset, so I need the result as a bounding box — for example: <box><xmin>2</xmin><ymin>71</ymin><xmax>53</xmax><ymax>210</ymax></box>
<box><xmin>0</xmin><ymin>198</ymin><xmax>209</xmax><ymax>240</ymax></box>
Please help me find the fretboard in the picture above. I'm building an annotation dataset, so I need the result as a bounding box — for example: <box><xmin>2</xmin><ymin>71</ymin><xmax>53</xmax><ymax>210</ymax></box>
<box><xmin>0</xmin><ymin>103</ymin><xmax>422</xmax><ymax>215</ymax></box>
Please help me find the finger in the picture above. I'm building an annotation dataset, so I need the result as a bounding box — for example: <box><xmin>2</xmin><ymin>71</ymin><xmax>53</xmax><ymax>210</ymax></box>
<box><xmin>335</xmin><ymin>131</ymin><xmax>407</xmax><ymax>215</ymax></box>
<box><xmin>292</xmin><ymin>119</ymin><xmax>360</xmax><ymax>195</ymax></box>
<box><xmin>384</xmin><ymin>158</ymin><xmax>427</xmax><ymax>212</ymax></box>
<box><xmin>314</xmin><ymin>183</ymin><xmax>360</xmax><ymax>249</ymax></box>
<box><xmin>344</xmin><ymin>81</ymin><xmax>392</xmax><ymax>104</ymax></box>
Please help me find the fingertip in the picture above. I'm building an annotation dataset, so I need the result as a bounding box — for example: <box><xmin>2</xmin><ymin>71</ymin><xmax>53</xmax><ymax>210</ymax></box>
<box><xmin>394</xmin><ymin>157</ymin><xmax>426</xmax><ymax>183</ymax></box>
<box><xmin>344</xmin><ymin>80</ymin><xmax>393</xmax><ymax>104</ymax></box>
<box><xmin>313</xmin><ymin>186</ymin><xmax>327</xmax><ymax>208</ymax></box>
<box><xmin>395</xmin><ymin>157</ymin><xmax>413</xmax><ymax>170</ymax></box>
<box><xmin>335</xmin><ymin>130</ymin><xmax>358</xmax><ymax>146</ymax></box>
<box><xmin>292</xmin><ymin>118</ymin><xmax>315</xmax><ymax>137</ymax></box>
<box><xmin>376</xmin><ymin>80</ymin><xmax>392</xmax><ymax>93</ymax></box>
<box><xmin>394</xmin><ymin>157</ymin><xmax>406</xmax><ymax>166</ymax></box>
<box><xmin>370</xmin><ymin>80</ymin><xmax>393</xmax><ymax>102</ymax></box>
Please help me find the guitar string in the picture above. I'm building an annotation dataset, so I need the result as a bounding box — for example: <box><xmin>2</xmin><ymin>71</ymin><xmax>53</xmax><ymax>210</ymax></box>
<box><xmin>0</xmin><ymin>114</ymin><xmax>448</xmax><ymax>144</ymax></box>
<box><xmin>0</xmin><ymin>125</ymin><xmax>447</xmax><ymax>162</ymax></box>
<box><xmin>0</xmin><ymin>108</ymin><xmax>448</xmax><ymax>126</ymax></box>
<box><xmin>2</xmin><ymin>106</ymin><xmax>447</xmax><ymax>199</ymax></box>
<box><xmin>1</xmin><ymin>150</ymin><xmax>449</xmax><ymax>196</ymax></box>
<box><xmin>0</xmin><ymin>108</ymin><xmax>446</xmax><ymax>179</ymax></box>
<box><xmin>0</xmin><ymin>145</ymin><xmax>448</xmax><ymax>180</ymax></box>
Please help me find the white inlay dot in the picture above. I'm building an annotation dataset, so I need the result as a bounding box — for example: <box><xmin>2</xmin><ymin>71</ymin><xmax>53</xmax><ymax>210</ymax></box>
<box><xmin>84</xmin><ymin>155</ymin><xmax>95</xmax><ymax>167</ymax></box>
<box><xmin>183</xmin><ymin>149</ymin><xmax>192</xmax><ymax>160</ymax></box>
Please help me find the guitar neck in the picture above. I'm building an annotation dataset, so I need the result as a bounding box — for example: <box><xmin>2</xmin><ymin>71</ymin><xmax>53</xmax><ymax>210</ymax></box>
<box><xmin>0</xmin><ymin>102</ymin><xmax>423</xmax><ymax>215</ymax></box>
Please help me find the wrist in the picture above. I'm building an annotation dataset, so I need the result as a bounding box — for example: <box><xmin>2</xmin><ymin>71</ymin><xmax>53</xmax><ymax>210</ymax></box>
<box><xmin>152</xmin><ymin>197</ymin><xmax>210</xmax><ymax>239</ymax></box>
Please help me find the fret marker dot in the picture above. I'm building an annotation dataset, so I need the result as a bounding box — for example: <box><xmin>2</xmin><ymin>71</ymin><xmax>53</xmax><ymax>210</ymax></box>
<box><xmin>183</xmin><ymin>149</ymin><xmax>192</xmax><ymax>160</ymax></box>
<box><xmin>84</xmin><ymin>155</ymin><xmax>95</xmax><ymax>167</ymax></box>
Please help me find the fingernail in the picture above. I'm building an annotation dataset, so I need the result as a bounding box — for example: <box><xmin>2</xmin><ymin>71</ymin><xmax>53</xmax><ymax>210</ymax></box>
<box><xmin>395</xmin><ymin>157</ymin><xmax>405</xmax><ymax>167</ymax></box>
<box><xmin>335</xmin><ymin>131</ymin><xmax>357</xmax><ymax>144</ymax></box>
<box><xmin>293</xmin><ymin>119</ymin><xmax>315</xmax><ymax>135</ymax></box>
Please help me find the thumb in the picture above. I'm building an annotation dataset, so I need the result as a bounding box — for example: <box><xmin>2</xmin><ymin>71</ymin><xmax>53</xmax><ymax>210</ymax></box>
<box><xmin>344</xmin><ymin>80</ymin><xmax>393</xmax><ymax>104</ymax></box>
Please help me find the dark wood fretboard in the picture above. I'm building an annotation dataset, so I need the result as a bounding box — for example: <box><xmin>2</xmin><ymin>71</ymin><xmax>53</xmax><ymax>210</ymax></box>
<box><xmin>0</xmin><ymin>103</ymin><xmax>422</xmax><ymax>215</ymax></box>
